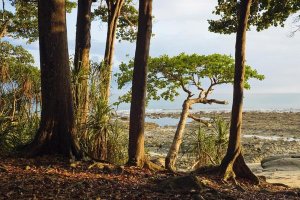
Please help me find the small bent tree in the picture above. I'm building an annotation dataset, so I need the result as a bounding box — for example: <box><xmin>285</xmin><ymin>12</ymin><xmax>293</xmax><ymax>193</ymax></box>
<box><xmin>115</xmin><ymin>53</ymin><xmax>264</xmax><ymax>171</ymax></box>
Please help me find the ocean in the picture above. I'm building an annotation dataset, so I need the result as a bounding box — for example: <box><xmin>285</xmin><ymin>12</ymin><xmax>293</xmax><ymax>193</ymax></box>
<box><xmin>112</xmin><ymin>93</ymin><xmax>300</xmax><ymax>126</ymax></box>
<box><xmin>114</xmin><ymin>93</ymin><xmax>300</xmax><ymax>114</ymax></box>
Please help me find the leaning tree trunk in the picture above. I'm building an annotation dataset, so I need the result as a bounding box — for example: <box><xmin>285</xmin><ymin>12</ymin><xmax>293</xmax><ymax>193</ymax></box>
<box><xmin>166</xmin><ymin>97</ymin><xmax>226</xmax><ymax>171</ymax></box>
<box><xmin>27</xmin><ymin>0</ymin><xmax>81</xmax><ymax>159</ymax></box>
<box><xmin>99</xmin><ymin>0</ymin><xmax>124</xmax><ymax>103</ymax></box>
<box><xmin>165</xmin><ymin>99</ymin><xmax>190</xmax><ymax>171</ymax></box>
<box><xmin>127</xmin><ymin>0</ymin><xmax>152</xmax><ymax>167</ymax></box>
<box><xmin>74</xmin><ymin>0</ymin><xmax>92</xmax><ymax>130</ymax></box>
<box><xmin>219</xmin><ymin>0</ymin><xmax>259</xmax><ymax>183</ymax></box>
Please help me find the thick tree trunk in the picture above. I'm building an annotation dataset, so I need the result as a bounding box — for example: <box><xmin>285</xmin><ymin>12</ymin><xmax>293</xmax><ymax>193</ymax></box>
<box><xmin>27</xmin><ymin>0</ymin><xmax>81</xmax><ymax>159</ymax></box>
<box><xmin>219</xmin><ymin>0</ymin><xmax>258</xmax><ymax>183</ymax></box>
<box><xmin>127</xmin><ymin>0</ymin><xmax>152</xmax><ymax>167</ymax></box>
<box><xmin>100</xmin><ymin>0</ymin><xmax>124</xmax><ymax>103</ymax></box>
<box><xmin>74</xmin><ymin>0</ymin><xmax>92</xmax><ymax>129</ymax></box>
<box><xmin>165</xmin><ymin>99</ymin><xmax>190</xmax><ymax>171</ymax></box>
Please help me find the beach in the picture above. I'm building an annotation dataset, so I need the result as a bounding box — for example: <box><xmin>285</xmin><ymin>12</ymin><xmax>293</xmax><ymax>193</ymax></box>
<box><xmin>137</xmin><ymin>111</ymin><xmax>300</xmax><ymax>188</ymax></box>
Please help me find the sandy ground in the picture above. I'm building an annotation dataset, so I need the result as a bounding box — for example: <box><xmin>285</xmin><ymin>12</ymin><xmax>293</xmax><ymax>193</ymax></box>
<box><xmin>249</xmin><ymin>163</ymin><xmax>300</xmax><ymax>188</ymax></box>
<box><xmin>142</xmin><ymin>111</ymin><xmax>300</xmax><ymax>188</ymax></box>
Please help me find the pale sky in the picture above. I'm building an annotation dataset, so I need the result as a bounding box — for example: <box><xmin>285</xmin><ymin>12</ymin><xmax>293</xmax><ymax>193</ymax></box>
<box><xmin>9</xmin><ymin>0</ymin><xmax>300</xmax><ymax>95</ymax></box>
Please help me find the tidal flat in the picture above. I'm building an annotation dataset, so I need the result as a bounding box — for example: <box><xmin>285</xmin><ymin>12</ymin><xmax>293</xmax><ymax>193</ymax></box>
<box><xmin>137</xmin><ymin>111</ymin><xmax>300</xmax><ymax>187</ymax></box>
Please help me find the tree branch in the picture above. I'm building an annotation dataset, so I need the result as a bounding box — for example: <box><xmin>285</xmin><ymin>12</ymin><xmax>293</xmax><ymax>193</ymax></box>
<box><xmin>0</xmin><ymin>19</ymin><xmax>9</xmax><ymax>38</ymax></box>
<box><xmin>180</xmin><ymin>79</ymin><xmax>193</xmax><ymax>98</ymax></box>
<box><xmin>190</xmin><ymin>97</ymin><xmax>228</xmax><ymax>105</ymax></box>
<box><xmin>188</xmin><ymin>114</ymin><xmax>211</xmax><ymax>127</ymax></box>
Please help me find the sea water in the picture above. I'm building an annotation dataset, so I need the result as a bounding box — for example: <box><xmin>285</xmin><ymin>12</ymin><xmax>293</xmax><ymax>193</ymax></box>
<box><xmin>113</xmin><ymin>93</ymin><xmax>300</xmax><ymax>126</ymax></box>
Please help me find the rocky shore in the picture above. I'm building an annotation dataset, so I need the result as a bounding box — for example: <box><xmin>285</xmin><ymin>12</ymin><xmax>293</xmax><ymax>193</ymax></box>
<box><xmin>138</xmin><ymin>111</ymin><xmax>300</xmax><ymax>187</ymax></box>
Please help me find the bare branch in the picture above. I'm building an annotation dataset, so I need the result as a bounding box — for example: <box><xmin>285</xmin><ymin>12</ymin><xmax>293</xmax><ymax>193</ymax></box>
<box><xmin>180</xmin><ymin>79</ymin><xmax>193</xmax><ymax>98</ymax></box>
<box><xmin>188</xmin><ymin>114</ymin><xmax>211</xmax><ymax>127</ymax></box>
<box><xmin>122</xmin><ymin>14</ymin><xmax>135</xmax><ymax>27</ymax></box>
<box><xmin>190</xmin><ymin>97</ymin><xmax>228</xmax><ymax>105</ymax></box>
<box><xmin>191</xmin><ymin>74</ymin><xmax>205</xmax><ymax>91</ymax></box>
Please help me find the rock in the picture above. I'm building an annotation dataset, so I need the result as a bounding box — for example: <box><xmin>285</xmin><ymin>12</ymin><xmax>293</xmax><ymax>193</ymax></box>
<box><xmin>261</xmin><ymin>155</ymin><xmax>300</xmax><ymax>171</ymax></box>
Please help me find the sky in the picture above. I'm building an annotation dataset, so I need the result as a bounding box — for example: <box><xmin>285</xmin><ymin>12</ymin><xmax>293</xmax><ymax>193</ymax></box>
<box><xmin>7</xmin><ymin>0</ymin><xmax>300</xmax><ymax>96</ymax></box>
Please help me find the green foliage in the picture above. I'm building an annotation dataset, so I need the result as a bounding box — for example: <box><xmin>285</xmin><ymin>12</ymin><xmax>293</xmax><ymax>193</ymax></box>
<box><xmin>115</xmin><ymin>53</ymin><xmax>264</xmax><ymax>105</ymax></box>
<box><xmin>208</xmin><ymin>0</ymin><xmax>300</xmax><ymax>34</ymax></box>
<box><xmin>92</xmin><ymin>0</ymin><xmax>138</xmax><ymax>42</ymax></box>
<box><xmin>0</xmin><ymin>115</ymin><xmax>39</xmax><ymax>152</ymax></box>
<box><xmin>184</xmin><ymin>116</ymin><xmax>229</xmax><ymax>168</ymax></box>
<box><xmin>0</xmin><ymin>41</ymin><xmax>40</xmax><ymax>152</ymax></box>
<box><xmin>0</xmin><ymin>0</ymin><xmax>76</xmax><ymax>42</ymax></box>
<box><xmin>72</xmin><ymin>61</ymin><xmax>128</xmax><ymax>164</ymax></box>
<box><xmin>0</xmin><ymin>41</ymin><xmax>40</xmax><ymax>116</ymax></box>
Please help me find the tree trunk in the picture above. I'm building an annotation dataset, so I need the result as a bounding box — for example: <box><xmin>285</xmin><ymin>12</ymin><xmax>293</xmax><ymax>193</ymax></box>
<box><xmin>166</xmin><ymin>97</ymin><xmax>227</xmax><ymax>171</ymax></box>
<box><xmin>0</xmin><ymin>20</ymin><xmax>9</xmax><ymax>39</ymax></box>
<box><xmin>219</xmin><ymin>0</ymin><xmax>258</xmax><ymax>183</ymax></box>
<box><xmin>100</xmin><ymin>0</ymin><xmax>124</xmax><ymax>103</ymax></box>
<box><xmin>165</xmin><ymin>99</ymin><xmax>190</xmax><ymax>171</ymax></box>
<box><xmin>127</xmin><ymin>0</ymin><xmax>152</xmax><ymax>167</ymax></box>
<box><xmin>74</xmin><ymin>0</ymin><xmax>92</xmax><ymax>129</ymax></box>
<box><xmin>27</xmin><ymin>0</ymin><xmax>81</xmax><ymax>159</ymax></box>
<box><xmin>92</xmin><ymin>0</ymin><xmax>124</xmax><ymax>161</ymax></box>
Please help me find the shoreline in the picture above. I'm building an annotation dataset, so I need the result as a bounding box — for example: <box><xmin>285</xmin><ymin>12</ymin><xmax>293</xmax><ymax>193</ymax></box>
<box><xmin>139</xmin><ymin>111</ymin><xmax>300</xmax><ymax>188</ymax></box>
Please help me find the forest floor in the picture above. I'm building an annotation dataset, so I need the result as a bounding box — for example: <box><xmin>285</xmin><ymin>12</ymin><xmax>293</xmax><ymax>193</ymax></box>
<box><xmin>1</xmin><ymin>155</ymin><xmax>300</xmax><ymax>199</ymax></box>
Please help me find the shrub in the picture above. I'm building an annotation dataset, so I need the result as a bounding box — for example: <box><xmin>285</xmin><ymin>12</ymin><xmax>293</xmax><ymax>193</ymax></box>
<box><xmin>184</xmin><ymin>116</ymin><xmax>229</xmax><ymax>169</ymax></box>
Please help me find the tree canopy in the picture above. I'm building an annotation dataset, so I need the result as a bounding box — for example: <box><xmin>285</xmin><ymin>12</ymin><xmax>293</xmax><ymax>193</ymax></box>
<box><xmin>208</xmin><ymin>0</ymin><xmax>300</xmax><ymax>34</ymax></box>
<box><xmin>115</xmin><ymin>53</ymin><xmax>264</xmax><ymax>105</ymax></box>
<box><xmin>0</xmin><ymin>0</ymin><xmax>76</xmax><ymax>42</ymax></box>
<box><xmin>92</xmin><ymin>0</ymin><xmax>139</xmax><ymax>42</ymax></box>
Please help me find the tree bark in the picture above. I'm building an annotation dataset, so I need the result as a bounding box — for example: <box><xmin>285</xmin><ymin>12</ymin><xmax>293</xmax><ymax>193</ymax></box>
<box><xmin>127</xmin><ymin>0</ymin><xmax>152</xmax><ymax>167</ymax></box>
<box><xmin>100</xmin><ymin>0</ymin><xmax>125</xmax><ymax>103</ymax></box>
<box><xmin>165</xmin><ymin>97</ymin><xmax>227</xmax><ymax>171</ymax></box>
<box><xmin>165</xmin><ymin>99</ymin><xmax>190</xmax><ymax>171</ymax></box>
<box><xmin>74</xmin><ymin>0</ymin><xmax>92</xmax><ymax>128</ymax></box>
<box><xmin>219</xmin><ymin>0</ymin><xmax>258</xmax><ymax>183</ymax></box>
<box><xmin>27</xmin><ymin>0</ymin><xmax>81</xmax><ymax>159</ymax></box>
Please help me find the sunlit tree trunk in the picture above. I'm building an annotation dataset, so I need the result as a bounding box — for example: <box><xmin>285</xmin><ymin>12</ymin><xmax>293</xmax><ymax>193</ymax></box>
<box><xmin>166</xmin><ymin>97</ymin><xmax>226</xmax><ymax>171</ymax></box>
<box><xmin>127</xmin><ymin>0</ymin><xmax>152</xmax><ymax>167</ymax></box>
<box><xmin>165</xmin><ymin>99</ymin><xmax>190</xmax><ymax>171</ymax></box>
<box><xmin>99</xmin><ymin>0</ymin><xmax>125</xmax><ymax>103</ymax></box>
<box><xmin>219</xmin><ymin>0</ymin><xmax>258</xmax><ymax>183</ymax></box>
<box><xmin>28</xmin><ymin>0</ymin><xmax>81</xmax><ymax>159</ymax></box>
<box><xmin>74</xmin><ymin>0</ymin><xmax>92</xmax><ymax>129</ymax></box>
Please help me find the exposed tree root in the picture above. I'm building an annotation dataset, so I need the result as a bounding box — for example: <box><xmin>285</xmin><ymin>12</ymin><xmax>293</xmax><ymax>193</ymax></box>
<box><xmin>22</xmin><ymin>129</ymin><xmax>82</xmax><ymax>160</ymax></box>
<box><xmin>220</xmin><ymin>152</ymin><xmax>259</xmax><ymax>184</ymax></box>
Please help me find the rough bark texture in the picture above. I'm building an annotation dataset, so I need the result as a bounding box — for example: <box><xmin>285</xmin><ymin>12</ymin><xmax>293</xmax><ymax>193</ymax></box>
<box><xmin>74</xmin><ymin>0</ymin><xmax>92</xmax><ymax>127</ymax></box>
<box><xmin>28</xmin><ymin>0</ymin><xmax>81</xmax><ymax>159</ymax></box>
<box><xmin>100</xmin><ymin>0</ymin><xmax>125</xmax><ymax>103</ymax></box>
<box><xmin>127</xmin><ymin>0</ymin><xmax>152</xmax><ymax>167</ymax></box>
<box><xmin>219</xmin><ymin>0</ymin><xmax>258</xmax><ymax>183</ymax></box>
